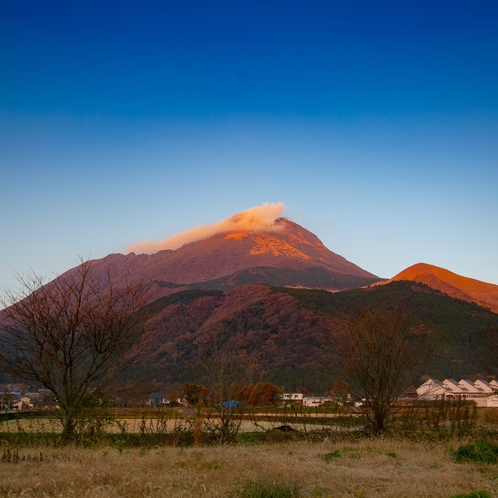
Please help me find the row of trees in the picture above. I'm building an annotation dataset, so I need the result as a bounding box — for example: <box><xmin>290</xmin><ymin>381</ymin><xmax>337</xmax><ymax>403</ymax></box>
<box><xmin>1</xmin><ymin>259</ymin><xmax>497</xmax><ymax>439</ymax></box>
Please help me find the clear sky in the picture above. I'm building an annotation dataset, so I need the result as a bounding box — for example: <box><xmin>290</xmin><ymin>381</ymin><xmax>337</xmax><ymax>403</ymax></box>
<box><xmin>1</xmin><ymin>1</ymin><xmax>498</xmax><ymax>295</ymax></box>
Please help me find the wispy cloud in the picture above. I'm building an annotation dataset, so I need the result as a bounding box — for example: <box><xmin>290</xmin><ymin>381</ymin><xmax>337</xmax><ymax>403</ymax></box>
<box><xmin>126</xmin><ymin>202</ymin><xmax>287</xmax><ymax>254</ymax></box>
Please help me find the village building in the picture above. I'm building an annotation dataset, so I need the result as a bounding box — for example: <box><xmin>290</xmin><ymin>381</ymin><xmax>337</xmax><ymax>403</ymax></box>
<box><xmin>281</xmin><ymin>393</ymin><xmax>304</xmax><ymax>404</ymax></box>
<box><xmin>147</xmin><ymin>392</ymin><xmax>167</xmax><ymax>406</ymax></box>
<box><xmin>281</xmin><ymin>394</ymin><xmax>338</xmax><ymax>407</ymax></box>
<box><xmin>302</xmin><ymin>396</ymin><xmax>335</xmax><ymax>407</ymax></box>
<box><xmin>417</xmin><ymin>378</ymin><xmax>498</xmax><ymax>407</ymax></box>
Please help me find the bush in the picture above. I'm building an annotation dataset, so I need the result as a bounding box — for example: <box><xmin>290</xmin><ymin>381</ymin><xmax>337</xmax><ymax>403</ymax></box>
<box><xmin>449</xmin><ymin>491</ymin><xmax>491</xmax><ymax>498</ymax></box>
<box><xmin>319</xmin><ymin>450</ymin><xmax>340</xmax><ymax>462</ymax></box>
<box><xmin>235</xmin><ymin>480</ymin><xmax>301</xmax><ymax>498</ymax></box>
<box><xmin>453</xmin><ymin>440</ymin><xmax>498</xmax><ymax>464</ymax></box>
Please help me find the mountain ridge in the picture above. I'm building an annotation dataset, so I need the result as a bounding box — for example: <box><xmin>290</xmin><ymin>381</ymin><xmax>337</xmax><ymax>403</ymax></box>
<box><xmin>85</xmin><ymin>218</ymin><xmax>380</xmax><ymax>302</ymax></box>
<box><xmin>136</xmin><ymin>280</ymin><xmax>498</xmax><ymax>391</ymax></box>
<box><xmin>388</xmin><ymin>262</ymin><xmax>498</xmax><ymax>313</ymax></box>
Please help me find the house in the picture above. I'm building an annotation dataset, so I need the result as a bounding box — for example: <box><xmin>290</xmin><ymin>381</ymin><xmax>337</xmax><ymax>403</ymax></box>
<box><xmin>474</xmin><ymin>395</ymin><xmax>498</xmax><ymax>408</ymax></box>
<box><xmin>475</xmin><ymin>379</ymin><xmax>496</xmax><ymax>393</ymax></box>
<box><xmin>24</xmin><ymin>392</ymin><xmax>44</xmax><ymax>407</ymax></box>
<box><xmin>282</xmin><ymin>393</ymin><xmax>303</xmax><ymax>402</ymax></box>
<box><xmin>417</xmin><ymin>378</ymin><xmax>498</xmax><ymax>406</ymax></box>
<box><xmin>302</xmin><ymin>397</ymin><xmax>335</xmax><ymax>407</ymax></box>
<box><xmin>147</xmin><ymin>392</ymin><xmax>166</xmax><ymax>406</ymax></box>
<box><xmin>13</xmin><ymin>396</ymin><xmax>33</xmax><ymax>410</ymax></box>
<box><xmin>416</xmin><ymin>379</ymin><xmax>446</xmax><ymax>400</ymax></box>
<box><xmin>400</xmin><ymin>385</ymin><xmax>419</xmax><ymax>400</ymax></box>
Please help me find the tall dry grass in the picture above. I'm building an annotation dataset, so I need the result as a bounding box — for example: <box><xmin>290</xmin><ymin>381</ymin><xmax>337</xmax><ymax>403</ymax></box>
<box><xmin>0</xmin><ymin>438</ymin><xmax>497</xmax><ymax>497</ymax></box>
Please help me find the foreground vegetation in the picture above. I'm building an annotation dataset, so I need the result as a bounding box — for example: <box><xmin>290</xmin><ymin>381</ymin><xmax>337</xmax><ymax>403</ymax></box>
<box><xmin>1</xmin><ymin>437</ymin><xmax>497</xmax><ymax>497</ymax></box>
<box><xmin>1</xmin><ymin>405</ymin><xmax>497</xmax><ymax>496</ymax></box>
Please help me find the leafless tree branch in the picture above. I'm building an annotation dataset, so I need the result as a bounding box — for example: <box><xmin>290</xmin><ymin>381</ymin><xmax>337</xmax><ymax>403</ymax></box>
<box><xmin>0</xmin><ymin>258</ymin><xmax>151</xmax><ymax>439</ymax></box>
<box><xmin>321</xmin><ymin>303</ymin><xmax>432</xmax><ymax>433</ymax></box>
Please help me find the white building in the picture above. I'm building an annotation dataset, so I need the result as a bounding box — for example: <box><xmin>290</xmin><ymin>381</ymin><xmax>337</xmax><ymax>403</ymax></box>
<box><xmin>282</xmin><ymin>393</ymin><xmax>304</xmax><ymax>402</ymax></box>
<box><xmin>417</xmin><ymin>378</ymin><xmax>498</xmax><ymax>407</ymax></box>
<box><xmin>417</xmin><ymin>379</ymin><xmax>446</xmax><ymax>400</ymax></box>
<box><xmin>302</xmin><ymin>397</ymin><xmax>335</xmax><ymax>407</ymax></box>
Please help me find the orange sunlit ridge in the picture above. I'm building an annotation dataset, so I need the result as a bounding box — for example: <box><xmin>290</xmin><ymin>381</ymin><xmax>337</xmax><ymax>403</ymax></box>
<box><xmin>225</xmin><ymin>231</ymin><xmax>311</xmax><ymax>259</ymax></box>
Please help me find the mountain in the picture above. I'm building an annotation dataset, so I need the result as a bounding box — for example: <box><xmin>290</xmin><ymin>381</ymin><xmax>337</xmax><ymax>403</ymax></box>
<box><xmin>87</xmin><ymin>218</ymin><xmax>381</xmax><ymax>302</ymax></box>
<box><xmin>388</xmin><ymin>263</ymin><xmax>498</xmax><ymax>313</ymax></box>
<box><xmin>136</xmin><ymin>281</ymin><xmax>498</xmax><ymax>391</ymax></box>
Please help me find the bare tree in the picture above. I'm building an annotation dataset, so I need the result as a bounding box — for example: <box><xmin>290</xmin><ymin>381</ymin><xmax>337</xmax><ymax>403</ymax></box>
<box><xmin>0</xmin><ymin>259</ymin><xmax>150</xmax><ymax>439</ymax></box>
<box><xmin>326</xmin><ymin>303</ymin><xmax>432</xmax><ymax>433</ymax></box>
<box><xmin>196</xmin><ymin>324</ymin><xmax>262</xmax><ymax>444</ymax></box>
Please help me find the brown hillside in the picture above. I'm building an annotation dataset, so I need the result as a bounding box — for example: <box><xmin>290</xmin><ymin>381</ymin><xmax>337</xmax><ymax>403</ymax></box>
<box><xmin>388</xmin><ymin>263</ymin><xmax>498</xmax><ymax>313</ymax></box>
<box><xmin>139</xmin><ymin>285</ymin><xmax>335</xmax><ymax>387</ymax></box>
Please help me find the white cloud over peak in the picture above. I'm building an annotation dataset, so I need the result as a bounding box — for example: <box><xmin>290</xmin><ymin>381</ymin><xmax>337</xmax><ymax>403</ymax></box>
<box><xmin>126</xmin><ymin>202</ymin><xmax>287</xmax><ymax>254</ymax></box>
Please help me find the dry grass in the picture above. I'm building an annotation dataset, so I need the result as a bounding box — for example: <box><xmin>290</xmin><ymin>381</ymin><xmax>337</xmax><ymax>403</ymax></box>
<box><xmin>0</xmin><ymin>439</ymin><xmax>497</xmax><ymax>497</ymax></box>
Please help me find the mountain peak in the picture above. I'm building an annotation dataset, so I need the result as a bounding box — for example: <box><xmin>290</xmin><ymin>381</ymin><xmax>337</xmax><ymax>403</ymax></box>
<box><xmin>86</xmin><ymin>213</ymin><xmax>380</xmax><ymax>303</ymax></box>
<box><xmin>224</xmin><ymin>231</ymin><xmax>310</xmax><ymax>260</ymax></box>
<box><xmin>126</xmin><ymin>202</ymin><xmax>287</xmax><ymax>254</ymax></box>
<box><xmin>221</xmin><ymin>217</ymin><xmax>326</xmax><ymax>260</ymax></box>
<box><xmin>389</xmin><ymin>262</ymin><xmax>498</xmax><ymax>313</ymax></box>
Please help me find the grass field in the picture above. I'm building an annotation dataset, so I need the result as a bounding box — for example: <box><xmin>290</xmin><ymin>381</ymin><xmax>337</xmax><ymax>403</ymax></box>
<box><xmin>1</xmin><ymin>438</ymin><xmax>497</xmax><ymax>497</ymax></box>
<box><xmin>1</xmin><ymin>405</ymin><xmax>497</xmax><ymax>497</ymax></box>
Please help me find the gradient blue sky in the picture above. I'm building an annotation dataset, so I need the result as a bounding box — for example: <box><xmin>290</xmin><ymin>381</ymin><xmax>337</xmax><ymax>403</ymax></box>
<box><xmin>1</xmin><ymin>1</ymin><xmax>498</xmax><ymax>295</ymax></box>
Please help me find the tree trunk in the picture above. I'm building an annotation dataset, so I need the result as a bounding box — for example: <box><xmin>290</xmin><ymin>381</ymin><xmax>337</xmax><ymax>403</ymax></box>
<box><xmin>61</xmin><ymin>413</ymin><xmax>77</xmax><ymax>441</ymax></box>
<box><xmin>373</xmin><ymin>411</ymin><xmax>386</xmax><ymax>433</ymax></box>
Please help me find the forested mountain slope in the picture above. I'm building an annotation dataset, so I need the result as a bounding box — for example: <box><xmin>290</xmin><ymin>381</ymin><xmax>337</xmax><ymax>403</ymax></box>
<box><xmin>135</xmin><ymin>281</ymin><xmax>498</xmax><ymax>391</ymax></box>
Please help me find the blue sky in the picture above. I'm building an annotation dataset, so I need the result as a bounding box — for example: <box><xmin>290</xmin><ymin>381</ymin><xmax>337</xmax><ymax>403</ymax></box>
<box><xmin>1</xmin><ymin>1</ymin><xmax>498</xmax><ymax>294</ymax></box>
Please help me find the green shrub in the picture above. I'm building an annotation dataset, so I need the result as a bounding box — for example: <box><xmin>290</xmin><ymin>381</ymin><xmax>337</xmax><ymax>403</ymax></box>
<box><xmin>453</xmin><ymin>440</ymin><xmax>498</xmax><ymax>464</ymax></box>
<box><xmin>319</xmin><ymin>450</ymin><xmax>340</xmax><ymax>463</ymax></box>
<box><xmin>449</xmin><ymin>491</ymin><xmax>492</xmax><ymax>498</ymax></box>
<box><xmin>235</xmin><ymin>480</ymin><xmax>301</xmax><ymax>498</ymax></box>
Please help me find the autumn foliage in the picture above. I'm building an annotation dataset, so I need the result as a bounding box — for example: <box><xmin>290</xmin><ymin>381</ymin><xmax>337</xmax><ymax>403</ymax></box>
<box><xmin>240</xmin><ymin>382</ymin><xmax>282</xmax><ymax>406</ymax></box>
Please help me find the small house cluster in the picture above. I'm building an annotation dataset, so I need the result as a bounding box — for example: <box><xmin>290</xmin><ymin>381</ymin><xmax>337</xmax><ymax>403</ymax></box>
<box><xmin>0</xmin><ymin>385</ymin><xmax>53</xmax><ymax>411</ymax></box>
<box><xmin>281</xmin><ymin>379</ymin><xmax>498</xmax><ymax>409</ymax></box>
<box><xmin>282</xmin><ymin>393</ymin><xmax>336</xmax><ymax>407</ymax></box>
<box><xmin>417</xmin><ymin>378</ymin><xmax>498</xmax><ymax>407</ymax></box>
<box><xmin>147</xmin><ymin>392</ymin><xmax>185</xmax><ymax>407</ymax></box>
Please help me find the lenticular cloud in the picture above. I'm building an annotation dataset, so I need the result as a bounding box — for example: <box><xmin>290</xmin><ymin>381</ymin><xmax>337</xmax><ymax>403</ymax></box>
<box><xmin>126</xmin><ymin>202</ymin><xmax>287</xmax><ymax>254</ymax></box>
